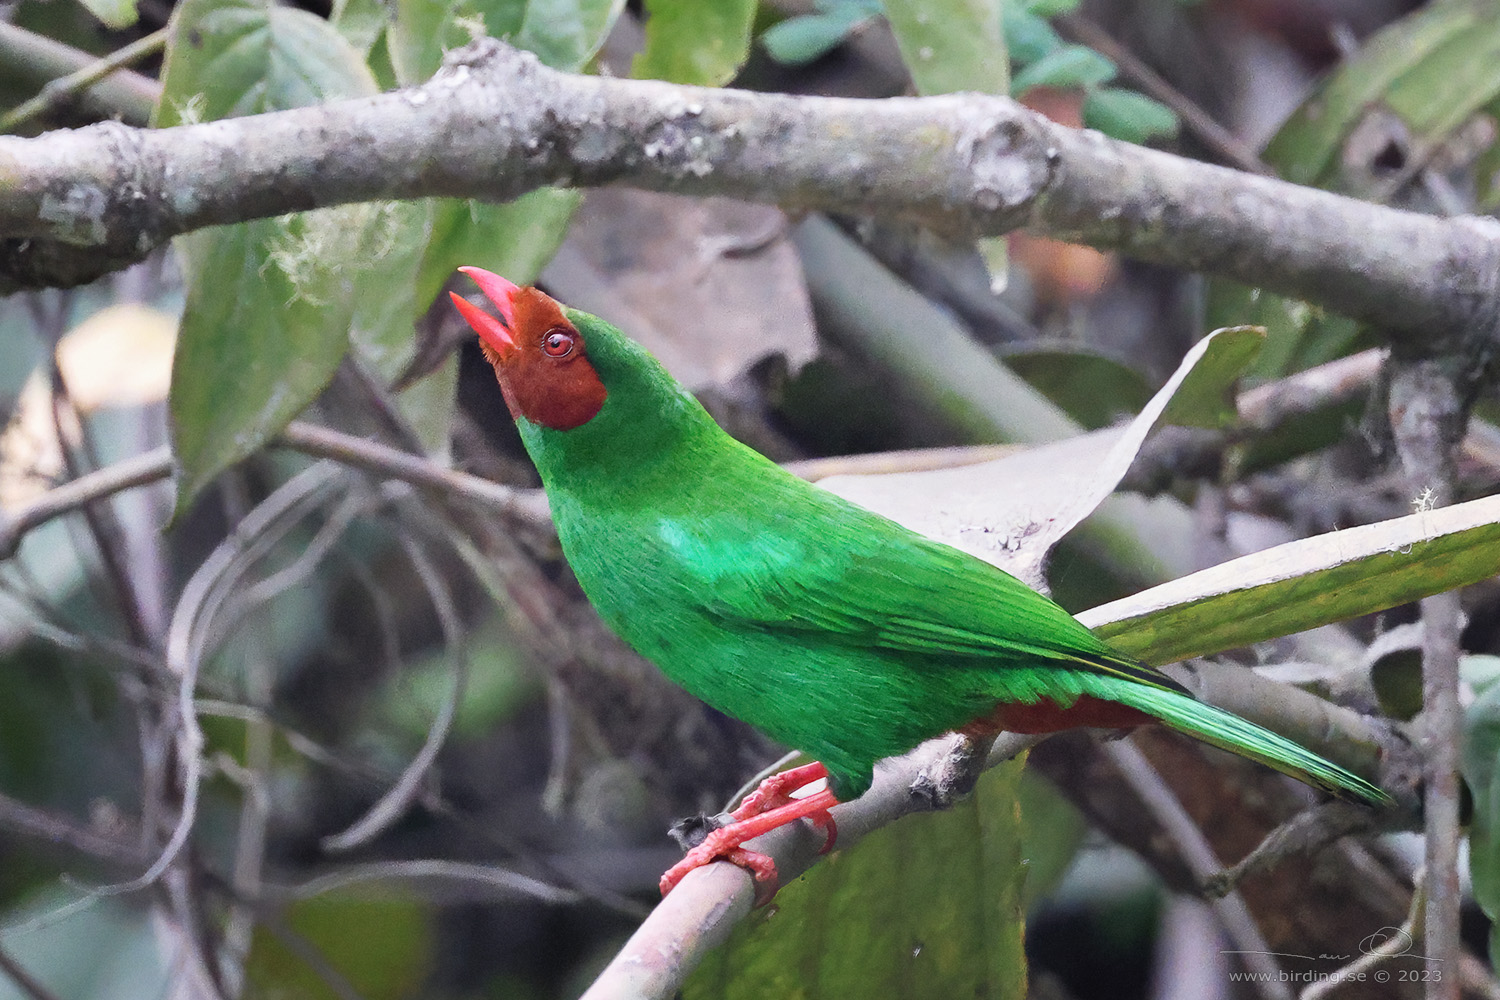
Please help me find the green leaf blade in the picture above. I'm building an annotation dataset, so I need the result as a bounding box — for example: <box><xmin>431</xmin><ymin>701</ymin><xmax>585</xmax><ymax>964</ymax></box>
<box><xmin>634</xmin><ymin>0</ymin><xmax>756</xmax><ymax>84</ymax></box>
<box><xmin>683</xmin><ymin>760</ymin><xmax>1028</xmax><ymax>1000</ymax></box>
<box><xmin>884</xmin><ymin>0</ymin><xmax>1009</xmax><ymax>96</ymax></box>
<box><xmin>1082</xmin><ymin>493</ymin><xmax>1500</xmax><ymax>666</ymax></box>
<box><xmin>159</xmin><ymin>0</ymin><xmax>379</xmax><ymax>514</ymax></box>
<box><xmin>1011</xmin><ymin>43</ymin><xmax>1114</xmax><ymax>93</ymax></box>
<box><xmin>1082</xmin><ymin>87</ymin><xmax>1179</xmax><ymax>145</ymax></box>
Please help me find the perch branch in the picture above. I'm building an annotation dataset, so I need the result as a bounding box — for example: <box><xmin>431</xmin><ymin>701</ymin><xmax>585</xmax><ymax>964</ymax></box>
<box><xmin>3</xmin><ymin>38</ymin><xmax>1499</xmax><ymax>355</ymax></box>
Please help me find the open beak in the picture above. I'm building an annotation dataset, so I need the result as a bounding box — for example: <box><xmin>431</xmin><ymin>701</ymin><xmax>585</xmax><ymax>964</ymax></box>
<box><xmin>450</xmin><ymin>266</ymin><xmax>520</xmax><ymax>356</ymax></box>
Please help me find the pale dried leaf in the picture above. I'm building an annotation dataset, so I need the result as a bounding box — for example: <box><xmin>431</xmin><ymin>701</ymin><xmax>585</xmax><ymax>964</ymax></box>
<box><xmin>542</xmin><ymin>189</ymin><xmax>816</xmax><ymax>390</ymax></box>
<box><xmin>820</xmin><ymin>327</ymin><xmax>1263</xmax><ymax>582</ymax></box>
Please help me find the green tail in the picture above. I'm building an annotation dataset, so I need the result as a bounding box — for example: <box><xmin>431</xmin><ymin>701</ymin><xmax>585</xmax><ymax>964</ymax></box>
<box><xmin>1094</xmin><ymin>680</ymin><xmax>1390</xmax><ymax>804</ymax></box>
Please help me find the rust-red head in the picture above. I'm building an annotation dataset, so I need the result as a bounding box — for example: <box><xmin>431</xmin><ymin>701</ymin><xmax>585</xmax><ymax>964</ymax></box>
<box><xmin>450</xmin><ymin>267</ymin><xmax>607</xmax><ymax>431</ymax></box>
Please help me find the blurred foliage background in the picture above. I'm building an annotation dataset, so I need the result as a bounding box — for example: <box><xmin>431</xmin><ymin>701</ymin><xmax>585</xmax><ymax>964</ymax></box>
<box><xmin>6</xmin><ymin>0</ymin><xmax>1500</xmax><ymax>997</ymax></box>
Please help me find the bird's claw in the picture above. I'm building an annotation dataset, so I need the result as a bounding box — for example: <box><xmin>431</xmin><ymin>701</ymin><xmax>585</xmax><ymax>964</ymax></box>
<box><xmin>659</xmin><ymin>762</ymin><xmax>840</xmax><ymax>905</ymax></box>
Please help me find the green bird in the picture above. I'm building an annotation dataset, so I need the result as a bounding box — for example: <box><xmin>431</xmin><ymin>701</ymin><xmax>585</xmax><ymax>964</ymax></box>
<box><xmin>450</xmin><ymin>267</ymin><xmax>1387</xmax><ymax>897</ymax></box>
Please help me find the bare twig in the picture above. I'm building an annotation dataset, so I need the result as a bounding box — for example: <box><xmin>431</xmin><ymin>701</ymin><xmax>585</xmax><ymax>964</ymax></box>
<box><xmin>1103</xmin><ymin>740</ymin><xmax>1292</xmax><ymax>1000</ymax></box>
<box><xmin>1300</xmin><ymin>875</ymin><xmax>1423</xmax><ymax>1000</ymax></box>
<box><xmin>1387</xmin><ymin>356</ymin><xmax>1467</xmax><ymax>1000</ymax></box>
<box><xmin>275</xmin><ymin>421</ymin><xmax>552</xmax><ymax>531</ymax></box>
<box><xmin>7</xmin><ymin>38</ymin><xmax>1500</xmax><ymax>352</ymax></box>
<box><xmin>0</xmin><ymin>790</ymin><xmax>147</xmax><ymax>866</ymax></box>
<box><xmin>320</xmin><ymin>530</ymin><xmax>467</xmax><ymax>852</ymax></box>
<box><xmin>281</xmin><ymin>860</ymin><xmax>581</xmax><ymax>905</ymax></box>
<box><xmin>44</xmin><ymin>349</ymin><xmax>155</xmax><ymax>651</ymax></box>
<box><xmin>218</xmin><ymin>626</ymin><xmax>278</xmax><ymax>994</ymax></box>
<box><xmin>101</xmin><ymin>464</ymin><xmax>339</xmax><ymax>897</ymax></box>
<box><xmin>0</xmin><ymin>28</ymin><xmax>167</xmax><ymax>133</ymax></box>
<box><xmin>0</xmin><ymin>22</ymin><xmax>159</xmax><ymax>128</ymax></box>
<box><xmin>1202</xmin><ymin>801</ymin><xmax>1380</xmax><ymax>898</ymax></box>
<box><xmin>1419</xmin><ymin>587</ymin><xmax>1463</xmax><ymax>1000</ymax></box>
<box><xmin>0</xmin><ymin>445</ymin><xmax>173</xmax><ymax>559</ymax></box>
<box><xmin>1054</xmin><ymin>13</ymin><xmax>1273</xmax><ymax>177</ymax></box>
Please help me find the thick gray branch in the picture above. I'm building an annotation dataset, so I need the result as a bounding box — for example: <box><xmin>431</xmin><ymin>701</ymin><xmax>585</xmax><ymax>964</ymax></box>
<box><xmin>3</xmin><ymin>37</ymin><xmax>1499</xmax><ymax>353</ymax></box>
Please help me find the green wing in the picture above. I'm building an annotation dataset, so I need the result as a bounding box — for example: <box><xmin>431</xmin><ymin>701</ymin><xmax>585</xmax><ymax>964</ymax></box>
<box><xmin>680</xmin><ymin>466</ymin><xmax>1184</xmax><ymax>695</ymax></box>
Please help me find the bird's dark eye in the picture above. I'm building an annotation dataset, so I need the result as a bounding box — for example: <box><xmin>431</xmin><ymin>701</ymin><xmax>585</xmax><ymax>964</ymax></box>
<box><xmin>542</xmin><ymin>330</ymin><xmax>575</xmax><ymax>358</ymax></box>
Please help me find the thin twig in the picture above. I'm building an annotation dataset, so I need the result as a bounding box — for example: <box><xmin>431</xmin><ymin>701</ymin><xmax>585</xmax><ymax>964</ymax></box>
<box><xmin>275</xmin><ymin>421</ymin><xmax>552</xmax><ymax>532</ymax></box>
<box><xmin>206</xmin><ymin>488</ymin><xmax>372</xmax><ymax>656</ymax></box>
<box><xmin>45</xmin><ymin>349</ymin><xmax>155</xmax><ymax>650</ymax></box>
<box><xmin>0</xmin><ymin>789</ymin><xmax>147</xmax><ymax>866</ymax></box>
<box><xmin>218</xmin><ymin>609</ymin><xmax>279</xmax><ymax>994</ymax></box>
<box><xmin>258</xmin><ymin>914</ymin><xmax>371</xmax><ymax>1000</ymax></box>
<box><xmin>1</xmin><ymin>28</ymin><xmax>167</xmax><ymax>133</ymax></box>
<box><xmin>97</xmin><ymin>464</ymin><xmax>339</xmax><ymax>898</ymax></box>
<box><xmin>1</xmin><ymin>420</ymin><xmax>546</xmax><ymax>565</ymax></box>
<box><xmin>0</xmin><ymin>22</ymin><xmax>159</xmax><ymax>127</ymax></box>
<box><xmin>320</xmin><ymin>529</ymin><xmax>468</xmax><ymax>852</ymax></box>
<box><xmin>1203</xmin><ymin>801</ymin><xmax>1378</xmax><ymax>898</ymax></box>
<box><xmin>1386</xmin><ymin>356</ymin><xmax>1466</xmax><ymax>1000</ymax></box>
<box><xmin>1053</xmin><ymin>14</ymin><xmax>1273</xmax><ymax>176</ymax></box>
<box><xmin>281</xmin><ymin>860</ymin><xmax>581</xmax><ymax>905</ymax></box>
<box><xmin>1301</xmin><ymin>875</ymin><xmax>1423</xmax><ymax>1000</ymax></box>
<box><xmin>0</xmin><ymin>445</ymin><xmax>174</xmax><ymax>559</ymax></box>
<box><xmin>1103</xmin><ymin>739</ymin><xmax>1293</xmax><ymax>1000</ymax></box>
<box><xmin>1419</xmin><ymin>588</ymin><xmax>1463</xmax><ymax>999</ymax></box>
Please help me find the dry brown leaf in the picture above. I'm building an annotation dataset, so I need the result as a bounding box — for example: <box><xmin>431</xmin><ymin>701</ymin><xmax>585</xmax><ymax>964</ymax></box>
<box><xmin>541</xmin><ymin>189</ymin><xmax>817</xmax><ymax>391</ymax></box>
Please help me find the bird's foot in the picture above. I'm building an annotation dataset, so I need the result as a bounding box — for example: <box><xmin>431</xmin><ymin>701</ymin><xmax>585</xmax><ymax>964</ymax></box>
<box><xmin>660</xmin><ymin>763</ymin><xmax>839</xmax><ymax>903</ymax></box>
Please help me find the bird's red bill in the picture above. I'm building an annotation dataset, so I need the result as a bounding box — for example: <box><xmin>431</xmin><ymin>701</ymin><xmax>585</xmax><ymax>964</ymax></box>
<box><xmin>451</xmin><ymin>266</ymin><xmax>521</xmax><ymax>356</ymax></box>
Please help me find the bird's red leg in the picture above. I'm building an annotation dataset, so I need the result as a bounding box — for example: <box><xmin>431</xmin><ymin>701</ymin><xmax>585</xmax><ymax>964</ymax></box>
<box><xmin>660</xmin><ymin>763</ymin><xmax>839</xmax><ymax>902</ymax></box>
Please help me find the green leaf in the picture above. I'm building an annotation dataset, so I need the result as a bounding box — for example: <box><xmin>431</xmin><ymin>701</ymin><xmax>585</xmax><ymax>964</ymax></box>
<box><xmin>416</xmin><ymin>189</ymin><xmax>582</xmax><ymax>309</ymax></box>
<box><xmin>884</xmin><ymin>0</ymin><xmax>1009</xmax><ymax>96</ymax></box>
<box><xmin>1017</xmin><ymin>769</ymin><xmax>1087</xmax><ymax>907</ymax></box>
<box><xmin>1082</xmin><ymin>491</ymin><xmax>1500</xmax><ymax>666</ymax></box>
<box><xmin>514</xmin><ymin>0</ymin><xmax>626</xmax><ymax>71</ymax></box>
<box><xmin>1265</xmin><ymin>1</ymin><xmax>1497</xmax><ymax>189</ymax></box>
<box><xmin>1082</xmin><ymin>87</ymin><xmax>1179</xmax><ymax>144</ymax></box>
<box><xmin>1010</xmin><ymin>43</ymin><xmax>1113</xmax><ymax>93</ymax></box>
<box><xmin>1464</xmin><ymin>654</ymin><xmax>1500</xmax><ymax>699</ymax></box>
<box><xmin>158</xmin><ymin>0</ymin><xmax>379</xmax><ymax>514</ymax></box>
<box><xmin>683</xmin><ymin>759</ymin><xmax>1028</xmax><ymax>1000</ymax></box>
<box><xmin>245</xmin><ymin>892</ymin><xmax>433</xmax><ymax>1000</ymax></box>
<box><xmin>77</xmin><ymin>0</ymin><xmax>138</xmax><ymax>30</ymax></box>
<box><xmin>156</xmin><ymin>0</ymin><xmax>376</xmax><ymax>125</ymax></box>
<box><xmin>1020</xmin><ymin>0</ymin><xmax>1079</xmax><ymax>15</ymax></box>
<box><xmin>1002</xmin><ymin>4</ymin><xmax>1062</xmax><ymax>64</ymax></box>
<box><xmin>1156</xmin><ymin>326</ymin><xmax>1261</xmax><ymax>428</ymax></box>
<box><xmin>169</xmin><ymin>217</ymin><xmax>355</xmax><ymax>512</ymax></box>
<box><xmin>633</xmin><ymin>0</ymin><xmax>756</xmax><ymax>84</ymax></box>
<box><xmin>341</xmin><ymin>199</ymin><xmax>462</xmax><ymax>452</ymax></box>
<box><xmin>1210</xmin><ymin>3</ymin><xmax>1500</xmax><ymax>381</ymax></box>
<box><xmin>331</xmin><ymin>0</ymin><xmax>389</xmax><ymax>60</ymax></box>
<box><xmin>760</xmin><ymin>7</ymin><xmax>877</xmax><ymax>66</ymax></box>
<box><xmin>1464</xmin><ymin>678</ymin><xmax>1500</xmax><ymax>966</ymax></box>
<box><xmin>1205</xmin><ymin>284</ymin><xmax>1364</xmax><ymax>382</ymax></box>
<box><xmin>1001</xmin><ymin>346</ymin><xmax>1155</xmax><ymax>430</ymax></box>
<box><xmin>390</xmin><ymin>0</ymin><xmax>622</xmax><ymax>83</ymax></box>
